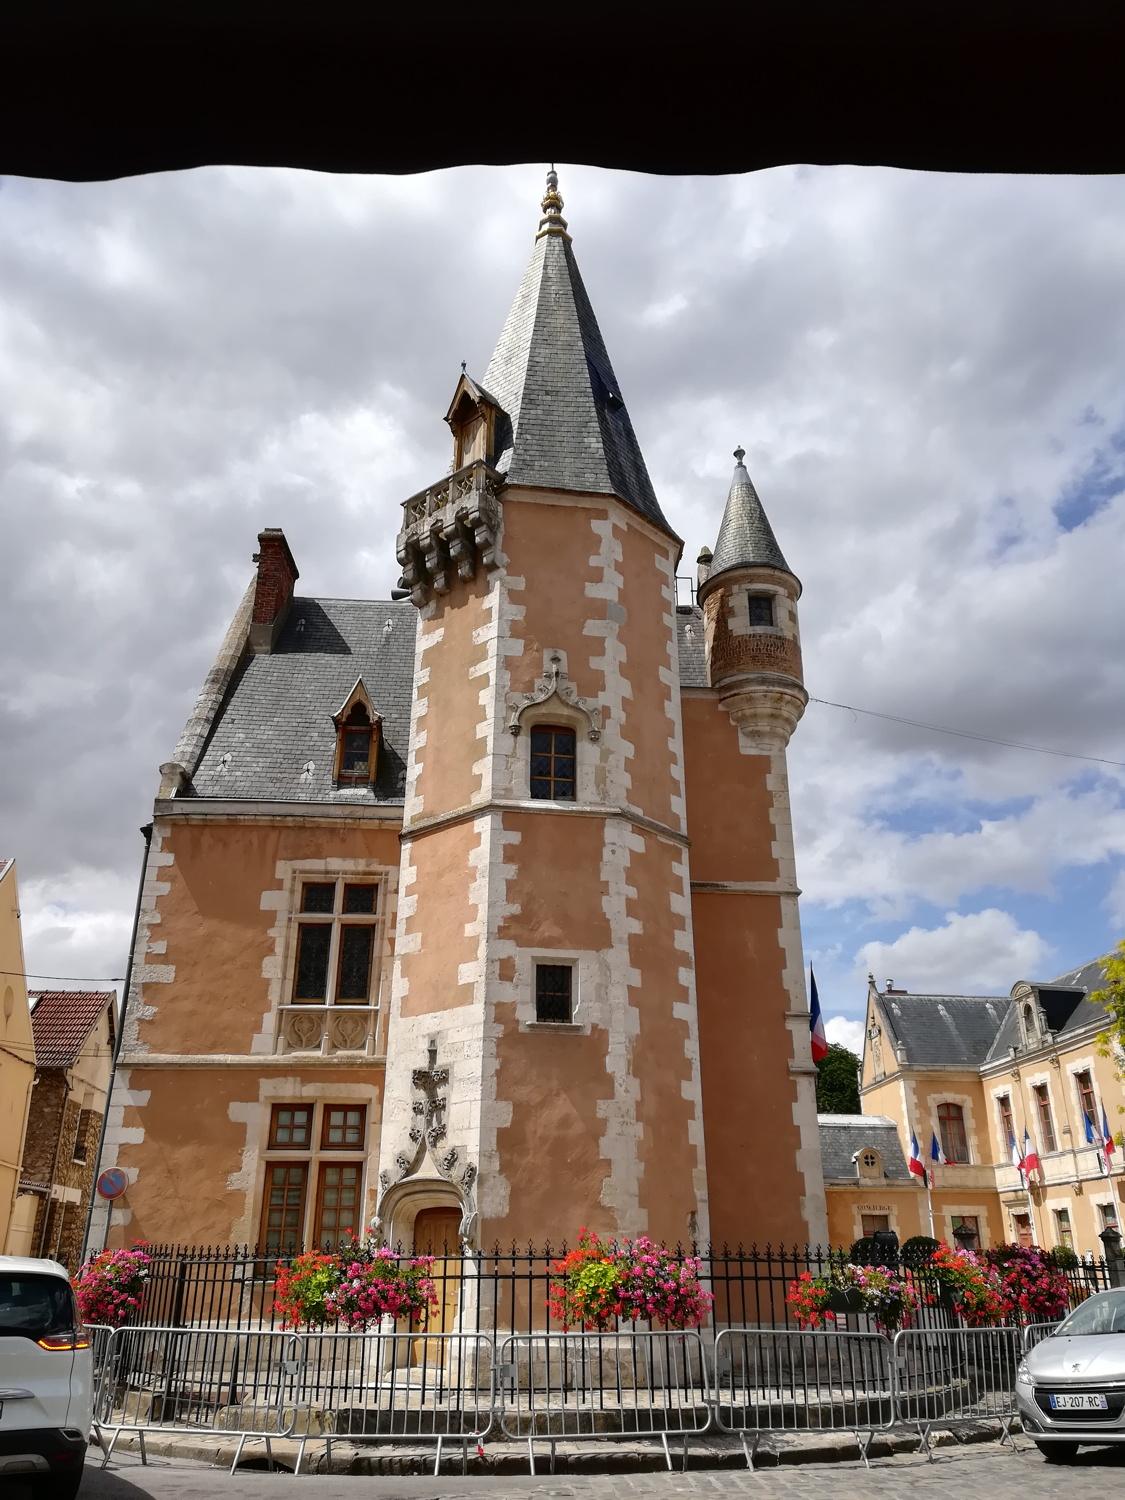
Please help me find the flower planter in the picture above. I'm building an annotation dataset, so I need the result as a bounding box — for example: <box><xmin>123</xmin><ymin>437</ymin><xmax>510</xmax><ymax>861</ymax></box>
<box><xmin>826</xmin><ymin>1288</ymin><xmax>866</xmax><ymax>1316</ymax></box>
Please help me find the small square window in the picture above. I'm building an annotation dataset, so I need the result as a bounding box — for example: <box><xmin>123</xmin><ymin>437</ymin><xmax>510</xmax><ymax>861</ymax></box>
<box><xmin>269</xmin><ymin>1104</ymin><xmax>313</xmax><ymax>1149</ymax></box>
<box><xmin>746</xmin><ymin>594</ymin><xmax>774</xmax><ymax>627</ymax></box>
<box><xmin>301</xmin><ymin>882</ymin><xmax>335</xmax><ymax>914</ymax></box>
<box><xmin>535</xmin><ymin>963</ymin><xmax>573</xmax><ymax>1023</ymax></box>
<box><xmin>529</xmin><ymin>725</ymin><xmax>577</xmax><ymax>801</ymax></box>
<box><xmin>322</xmin><ymin>1106</ymin><xmax>367</xmax><ymax>1149</ymax></box>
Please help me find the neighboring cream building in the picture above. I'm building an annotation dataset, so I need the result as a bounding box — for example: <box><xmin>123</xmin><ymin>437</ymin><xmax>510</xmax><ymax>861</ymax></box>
<box><xmin>0</xmin><ymin>859</ymin><xmax>36</xmax><ymax>1252</ymax></box>
<box><xmin>842</xmin><ymin>959</ymin><xmax>1124</xmax><ymax>1258</ymax></box>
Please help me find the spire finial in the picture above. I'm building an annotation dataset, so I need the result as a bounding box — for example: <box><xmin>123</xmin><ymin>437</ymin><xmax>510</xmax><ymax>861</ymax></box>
<box><xmin>733</xmin><ymin>446</ymin><xmax>746</xmax><ymax>465</ymax></box>
<box><xmin>461</xmin><ymin>359</ymin><xmax>467</xmax><ymax>374</ymax></box>
<box><xmin>537</xmin><ymin>165</ymin><xmax>570</xmax><ymax>241</ymax></box>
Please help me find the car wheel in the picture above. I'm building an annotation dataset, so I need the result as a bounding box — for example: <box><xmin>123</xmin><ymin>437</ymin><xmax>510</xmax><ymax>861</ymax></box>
<box><xmin>1035</xmin><ymin>1441</ymin><xmax>1078</xmax><ymax>1464</ymax></box>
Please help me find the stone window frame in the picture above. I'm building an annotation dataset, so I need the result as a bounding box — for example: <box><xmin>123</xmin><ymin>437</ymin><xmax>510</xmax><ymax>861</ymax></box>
<box><xmin>258</xmin><ymin>1098</ymin><xmax>369</xmax><ymax>1252</ymax></box>
<box><xmin>260</xmin><ymin>857</ymin><xmax>398</xmax><ymax>1059</ymax></box>
<box><xmin>517</xmin><ymin>949</ymin><xmax>588</xmax><ymax>1035</ymax></box>
<box><xmin>290</xmin><ymin>876</ymin><xmax>382</xmax><ymax>1008</ymax></box>
<box><xmin>505</xmin><ymin>649</ymin><xmax>603</xmax><ymax>807</ymax></box>
<box><xmin>528</xmin><ymin>723</ymin><xmax>578</xmax><ymax>802</ymax></box>
<box><xmin>1052</xmin><ymin>1204</ymin><xmax>1075</xmax><ymax>1251</ymax></box>
<box><xmin>850</xmin><ymin>1201</ymin><xmax>899</xmax><ymax>1241</ymax></box>
<box><xmin>935</xmin><ymin>1100</ymin><xmax>971</xmax><ymax>1164</ymax></box>
<box><xmin>728</xmin><ymin>580</ymin><xmax>789</xmax><ymax>638</ymax></box>
<box><xmin>1065</xmin><ymin>1053</ymin><xmax>1102</xmax><ymax>1143</ymax></box>
<box><xmin>856</xmin><ymin>1147</ymin><xmax>884</xmax><ymax>1181</ymax></box>
<box><xmin>1029</xmin><ymin>1076</ymin><xmax>1058</xmax><ymax>1154</ymax></box>
<box><xmin>331</xmin><ymin>678</ymin><xmax>381</xmax><ymax>790</ymax></box>
<box><xmin>942</xmin><ymin>1202</ymin><xmax>991</xmax><ymax>1249</ymax></box>
<box><xmin>995</xmin><ymin>1090</ymin><xmax>1016</xmax><ymax>1158</ymax></box>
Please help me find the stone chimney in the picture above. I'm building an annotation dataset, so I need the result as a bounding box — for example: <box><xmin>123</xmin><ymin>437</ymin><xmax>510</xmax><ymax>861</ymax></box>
<box><xmin>249</xmin><ymin>528</ymin><xmax>299</xmax><ymax>654</ymax></box>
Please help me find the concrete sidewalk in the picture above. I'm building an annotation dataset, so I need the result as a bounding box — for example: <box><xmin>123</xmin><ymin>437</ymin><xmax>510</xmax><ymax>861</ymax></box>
<box><xmin>96</xmin><ymin>1420</ymin><xmax>1010</xmax><ymax>1476</ymax></box>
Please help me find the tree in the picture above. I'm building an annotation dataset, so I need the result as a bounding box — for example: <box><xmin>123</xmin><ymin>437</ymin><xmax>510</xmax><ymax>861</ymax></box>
<box><xmin>816</xmin><ymin>1043</ymin><xmax>861</xmax><ymax>1114</ymax></box>
<box><xmin>1093</xmin><ymin>940</ymin><xmax>1125</xmax><ymax>1139</ymax></box>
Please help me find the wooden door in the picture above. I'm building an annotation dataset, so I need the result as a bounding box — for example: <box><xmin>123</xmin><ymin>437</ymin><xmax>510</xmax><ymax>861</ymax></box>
<box><xmin>411</xmin><ymin>1207</ymin><xmax>461</xmax><ymax>1365</ymax></box>
<box><xmin>1014</xmin><ymin>1213</ymin><xmax>1033</xmax><ymax>1249</ymax></box>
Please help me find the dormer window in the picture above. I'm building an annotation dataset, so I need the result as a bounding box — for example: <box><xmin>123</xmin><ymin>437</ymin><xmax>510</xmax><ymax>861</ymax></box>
<box><xmin>857</xmin><ymin>1148</ymin><xmax>883</xmax><ymax>1181</ymax></box>
<box><xmin>331</xmin><ymin>678</ymin><xmax>381</xmax><ymax>788</ymax></box>
<box><xmin>746</xmin><ymin>593</ymin><xmax>774</xmax><ymax>627</ymax></box>
<box><xmin>444</xmin><ymin>371</ymin><xmax>499</xmax><ymax>470</ymax></box>
<box><xmin>338</xmin><ymin>704</ymin><xmax>374</xmax><ymax>782</ymax></box>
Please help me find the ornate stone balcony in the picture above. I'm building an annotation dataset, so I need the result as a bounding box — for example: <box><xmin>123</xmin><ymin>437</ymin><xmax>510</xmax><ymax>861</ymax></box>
<box><xmin>395</xmin><ymin>459</ymin><xmax>503</xmax><ymax>606</ymax></box>
<box><xmin>276</xmin><ymin>1004</ymin><xmax>379</xmax><ymax>1057</ymax></box>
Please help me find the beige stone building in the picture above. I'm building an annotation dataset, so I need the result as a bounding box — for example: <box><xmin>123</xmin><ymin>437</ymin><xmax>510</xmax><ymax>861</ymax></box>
<box><xmin>839</xmin><ymin>959</ymin><xmax>1124</xmax><ymax>1257</ymax></box>
<box><xmin>93</xmin><ymin>172</ymin><xmax>829</xmax><ymax>1258</ymax></box>
<box><xmin>0</xmin><ymin>859</ymin><xmax>37</xmax><ymax>1252</ymax></box>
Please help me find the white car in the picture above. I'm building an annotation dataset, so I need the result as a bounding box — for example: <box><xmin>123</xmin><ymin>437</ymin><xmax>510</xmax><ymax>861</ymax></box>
<box><xmin>0</xmin><ymin>1256</ymin><xmax>93</xmax><ymax>1497</ymax></box>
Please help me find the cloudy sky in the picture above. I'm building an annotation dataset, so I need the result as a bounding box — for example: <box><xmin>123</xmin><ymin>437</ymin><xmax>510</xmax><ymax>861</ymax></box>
<box><xmin>3</xmin><ymin>162</ymin><xmax>1124</xmax><ymax>1048</ymax></box>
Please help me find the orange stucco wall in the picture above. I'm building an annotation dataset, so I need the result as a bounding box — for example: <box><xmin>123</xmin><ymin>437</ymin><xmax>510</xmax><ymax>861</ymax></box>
<box><xmin>411</xmin><ymin>572</ymin><xmax>490</xmax><ymax>819</ymax></box>
<box><xmin>109</xmin><ymin>1065</ymin><xmax>385</xmax><ymax>1248</ymax></box>
<box><xmin>683</xmin><ymin>695</ymin><xmax>809</xmax><ymax>1247</ymax></box>
<box><xmin>398</xmin><ymin>819</ymin><xmax>481</xmax><ymax>1016</ymax></box>
<box><xmin>133</xmin><ymin>819</ymin><xmax>401</xmax><ymax>1057</ymax></box>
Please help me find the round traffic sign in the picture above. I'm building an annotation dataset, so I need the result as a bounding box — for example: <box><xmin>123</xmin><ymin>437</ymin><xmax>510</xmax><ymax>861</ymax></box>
<box><xmin>96</xmin><ymin>1167</ymin><xmax>128</xmax><ymax>1200</ymax></box>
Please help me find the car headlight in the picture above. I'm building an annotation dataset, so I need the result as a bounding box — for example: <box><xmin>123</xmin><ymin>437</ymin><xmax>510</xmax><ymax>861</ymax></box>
<box><xmin>1016</xmin><ymin>1360</ymin><xmax>1033</xmax><ymax>1387</ymax></box>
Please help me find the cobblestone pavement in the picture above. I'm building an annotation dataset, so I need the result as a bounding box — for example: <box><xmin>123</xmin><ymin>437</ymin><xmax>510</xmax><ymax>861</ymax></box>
<box><xmin>68</xmin><ymin>1440</ymin><xmax>1125</xmax><ymax>1500</ymax></box>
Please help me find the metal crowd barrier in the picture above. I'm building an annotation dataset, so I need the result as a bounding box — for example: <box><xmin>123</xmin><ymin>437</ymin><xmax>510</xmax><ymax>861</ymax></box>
<box><xmin>893</xmin><ymin>1326</ymin><xmax>1022</xmax><ymax>1456</ymax></box>
<box><xmin>291</xmin><ymin>1330</ymin><xmax>494</xmax><ymax>1475</ymax></box>
<box><xmin>1021</xmin><ymin>1321</ymin><xmax>1061</xmax><ymax>1353</ymax></box>
<box><xmin>498</xmin><ymin>1330</ymin><xmax>710</xmax><ymax>1473</ymax></box>
<box><xmin>713</xmin><ymin>1328</ymin><xmax>896</xmax><ymax>1469</ymax></box>
<box><xmin>93</xmin><ymin>1325</ymin><xmax>302</xmax><ymax>1471</ymax></box>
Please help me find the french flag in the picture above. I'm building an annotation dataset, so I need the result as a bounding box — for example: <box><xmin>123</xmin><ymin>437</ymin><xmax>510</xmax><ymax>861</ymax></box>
<box><xmin>1009</xmin><ymin>1134</ymin><xmax>1023</xmax><ymax>1174</ymax></box>
<box><xmin>930</xmin><ymin>1132</ymin><xmax>947</xmax><ymax>1169</ymax></box>
<box><xmin>908</xmin><ymin>1131</ymin><xmax>927</xmax><ymax>1186</ymax></box>
<box><xmin>1103</xmin><ymin>1105</ymin><xmax>1117</xmax><ymax>1172</ymax></box>
<box><xmin>809</xmin><ymin>967</ymin><xmax>829</xmax><ymax>1065</ymax></box>
<box><xmin>1021</xmin><ymin>1128</ymin><xmax>1041</xmax><ymax>1182</ymax></box>
<box><xmin>1084</xmin><ymin>1113</ymin><xmax>1108</xmax><ymax>1175</ymax></box>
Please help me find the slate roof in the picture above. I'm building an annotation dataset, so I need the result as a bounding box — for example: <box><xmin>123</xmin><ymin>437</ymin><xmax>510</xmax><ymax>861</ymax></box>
<box><xmin>191</xmin><ymin>597</ymin><xmax>417</xmax><ymax>803</ymax></box>
<box><xmin>29</xmin><ymin>990</ymin><xmax>115</xmax><ymax>1070</ymax></box>
<box><xmin>818</xmin><ymin>1115</ymin><xmax>911</xmax><ymax>1183</ymax></box>
<box><xmin>481</xmin><ymin>212</ymin><xmax>672</xmax><ymax>537</ymax></box>
<box><xmin>983</xmin><ymin>957</ymin><xmax>1111</xmax><ymax>1064</ymax></box>
<box><xmin>708</xmin><ymin>452</ymin><xmax>794</xmax><ymax>582</ymax></box>
<box><xmin>878</xmin><ymin>991</ymin><xmax>1008</xmax><ymax>1067</ymax></box>
<box><xmin>675</xmin><ymin>606</ymin><xmax>709</xmax><ymax>688</ymax></box>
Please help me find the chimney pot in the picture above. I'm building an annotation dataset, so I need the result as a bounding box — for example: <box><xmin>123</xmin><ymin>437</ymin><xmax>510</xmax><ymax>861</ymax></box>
<box><xmin>249</xmin><ymin>528</ymin><xmax>299</xmax><ymax>654</ymax></box>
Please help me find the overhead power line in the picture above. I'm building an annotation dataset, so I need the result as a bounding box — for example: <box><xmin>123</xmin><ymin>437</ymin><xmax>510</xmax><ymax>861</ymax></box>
<box><xmin>0</xmin><ymin>969</ymin><xmax>125</xmax><ymax>985</ymax></box>
<box><xmin>809</xmin><ymin>697</ymin><xmax>1125</xmax><ymax>770</ymax></box>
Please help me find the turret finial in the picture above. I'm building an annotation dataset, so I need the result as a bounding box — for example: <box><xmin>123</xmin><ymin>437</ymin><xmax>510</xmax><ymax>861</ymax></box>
<box><xmin>733</xmin><ymin>446</ymin><xmax>746</xmax><ymax>465</ymax></box>
<box><xmin>537</xmin><ymin>165</ymin><xmax>570</xmax><ymax>241</ymax></box>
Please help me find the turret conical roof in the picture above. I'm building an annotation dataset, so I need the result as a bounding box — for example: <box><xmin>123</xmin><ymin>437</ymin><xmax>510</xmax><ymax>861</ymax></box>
<box><xmin>709</xmin><ymin>448</ymin><xmax>794</xmax><ymax>580</ymax></box>
<box><xmin>482</xmin><ymin>171</ymin><xmax>672</xmax><ymax>536</ymax></box>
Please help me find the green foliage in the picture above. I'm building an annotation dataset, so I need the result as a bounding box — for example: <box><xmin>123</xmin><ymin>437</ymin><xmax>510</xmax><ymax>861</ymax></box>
<box><xmin>900</xmin><ymin>1235</ymin><xmax>941</xmax><ymax>1269</ymax></box>
<box><xmin>1093</xmin><ymin>941</ymin><xmax>1125</xmax><ymax>1128</ymax></box>
<box><xmin>816</xmin><ymin>1043</ymin><xmax>861</xmax><ymax>1114</ymax></box>
<box><xmin>1047</xmin><ymin>1244</ymin><xmax>1079</xmax><ymax>1269</ymax></box>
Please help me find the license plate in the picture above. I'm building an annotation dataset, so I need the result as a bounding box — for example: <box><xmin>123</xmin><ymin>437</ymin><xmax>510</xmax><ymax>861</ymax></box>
<box><xmin>1049</xmin><ymin>1392</ymin><xmax>1108</xmax><ymax>1410</ymax></box>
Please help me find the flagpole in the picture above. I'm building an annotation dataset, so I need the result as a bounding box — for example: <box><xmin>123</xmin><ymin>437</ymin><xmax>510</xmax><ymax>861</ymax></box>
<box><xmin>926</xmin><ymin>1171</ymin><xmax>936</xmax><ymax>1238</ymax></box>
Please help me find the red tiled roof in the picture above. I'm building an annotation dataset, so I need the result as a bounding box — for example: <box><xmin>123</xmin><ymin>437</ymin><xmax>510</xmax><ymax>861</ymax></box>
<box><xmin>28</xmin><ymin>990</ymin><xmax>115</xmax><ymax>1070</ymax></box>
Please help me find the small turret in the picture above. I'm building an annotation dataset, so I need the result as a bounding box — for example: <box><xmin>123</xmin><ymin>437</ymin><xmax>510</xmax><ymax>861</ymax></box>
<box><xmin>696</xmin><ymin>448</ymin><xmax>807</xmax><ymax>752</ymax></box>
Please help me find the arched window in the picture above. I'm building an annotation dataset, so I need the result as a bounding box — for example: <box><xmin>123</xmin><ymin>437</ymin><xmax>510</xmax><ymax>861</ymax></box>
<box><xmin>857</xmin><ymin>1148</ymin><xmax>883</xmax><ymax>1180</ymax></box>
<box><xmin>937</xmin><ymin>1102</ymin><xmax>969</xmax><ymax>1164</ymax></box>
<box><xmin>336</xmin><ymin>703</ymin><xmax>376</xmax><ymax>784</ymax></box>
<box><xmin>529</xmin><ymin>724</ymin><xmax>576</xmax><ymax>801</ymax></box>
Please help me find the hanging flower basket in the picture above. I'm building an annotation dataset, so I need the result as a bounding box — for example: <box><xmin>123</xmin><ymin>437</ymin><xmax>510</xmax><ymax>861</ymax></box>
<box><xmin>826</xmin><ymin>1287</ymin><xmax>866</xmax><ymax>1316</ymax></box>
<box><xmin>72</xmin><ymin>1245</ymin><xmax>151</xmax><ymax>1327</ymax></box>
<box><xmin>547</xmin><ymin>1229</ymin><xmax>713</xmax><ymax>1332</ymax></box>
<box><xmin>786</xmin><ymin>1262</ymin><xmax>917</xmax><ymax>1333</ymax></box>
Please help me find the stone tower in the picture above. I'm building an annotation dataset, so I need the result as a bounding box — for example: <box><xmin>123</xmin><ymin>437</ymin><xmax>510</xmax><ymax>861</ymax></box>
<box><xmin>689</xmin><ymin>449</ymin><xmax>825</xmax><ymax>1246</ymax></box>
<box><xmin>379</xmin><ymin>172</ymin><xmax>710</xmax><ymax>1247</ymax></box>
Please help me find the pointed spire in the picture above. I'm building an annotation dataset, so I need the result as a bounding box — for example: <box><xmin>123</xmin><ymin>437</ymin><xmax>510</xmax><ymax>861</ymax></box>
<box><xmin>480</xmin><ymin>169</ymin><xmax>672</xmax><ymax>535</ymax></box>
<box><xmin>537</xmin><ymin>165</ymin><xmax>569</xmax><ymax>240</ymax></box>
<box><xmin>708</xmin><ymin>447</ymin><xmax>794</xmax><ymax>581</ymax></box>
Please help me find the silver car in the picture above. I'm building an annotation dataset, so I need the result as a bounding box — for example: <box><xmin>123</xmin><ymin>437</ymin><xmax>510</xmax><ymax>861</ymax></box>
<box><xmin>1016</xmin><ymin>1287</ymin><xmax>1125</xmax><ymax>1462</ymax></box>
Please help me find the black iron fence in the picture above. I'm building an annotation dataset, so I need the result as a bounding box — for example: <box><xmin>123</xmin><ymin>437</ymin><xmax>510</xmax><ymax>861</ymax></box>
<box><xmin>133</xmin><ymin>1242</ymin><xmax>1113</xmax><ymax>1337</ymax></box>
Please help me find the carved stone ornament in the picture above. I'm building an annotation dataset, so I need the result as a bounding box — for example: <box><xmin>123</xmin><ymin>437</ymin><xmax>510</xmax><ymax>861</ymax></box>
<box><xmin>372</xmin><ymin>1037</ymin><xmax>480</xmax><ymax>1246</ymax></box>
<box><xmin>395</xmin><ymin>459</ymin><xmax>503</xmax><ymax>607</ymax></box>
<box><xmin>507</xmin><ymin>654</ymin><xmax>603</xmax><ymax>741</ymax></box>
<box><xmin>283</xmin><ymin>1011</ymin><xmax>323</xmax><ymax>1052</ymax></box>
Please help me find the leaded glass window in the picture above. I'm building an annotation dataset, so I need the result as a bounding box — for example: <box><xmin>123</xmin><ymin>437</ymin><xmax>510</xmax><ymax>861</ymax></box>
<box><xmin>535</xmin><ymin>963</ymin><xmax>573</xmax><ymax>1023</ymax></box>
<box><xmin>529</xmin><ymin>725</ymin><xmax>577</xmax><ymax>801</ymax></box>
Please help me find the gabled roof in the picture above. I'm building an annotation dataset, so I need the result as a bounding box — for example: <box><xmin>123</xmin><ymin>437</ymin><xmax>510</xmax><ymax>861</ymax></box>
<box><xmin>481</xmin><ymin>174</ymin><xmax>672</xmax><ymax>537</ymax></box>
<box><xmin>706</xmin><ymin>449</ymin><xmax>794</xmax><ymax>584</ymax></box>
<box><xmin>190</xmin><ymin>597</ymin><xmax>416</xmax><ymax>804</ymax></box>
<box><xmin>877</xmin><ymin>990</ymin><xmax>1008</xmax><ymax>1067</ymax></box>
<box><xmin>818</xmin><ymin>1114</ymin><xmax>912</xmax><ymax>1183</ymax></box>
<box><xmin>29</xmin><ymin>990</ymin><xmax>115</xmax><ymax>1070</ymax></box>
